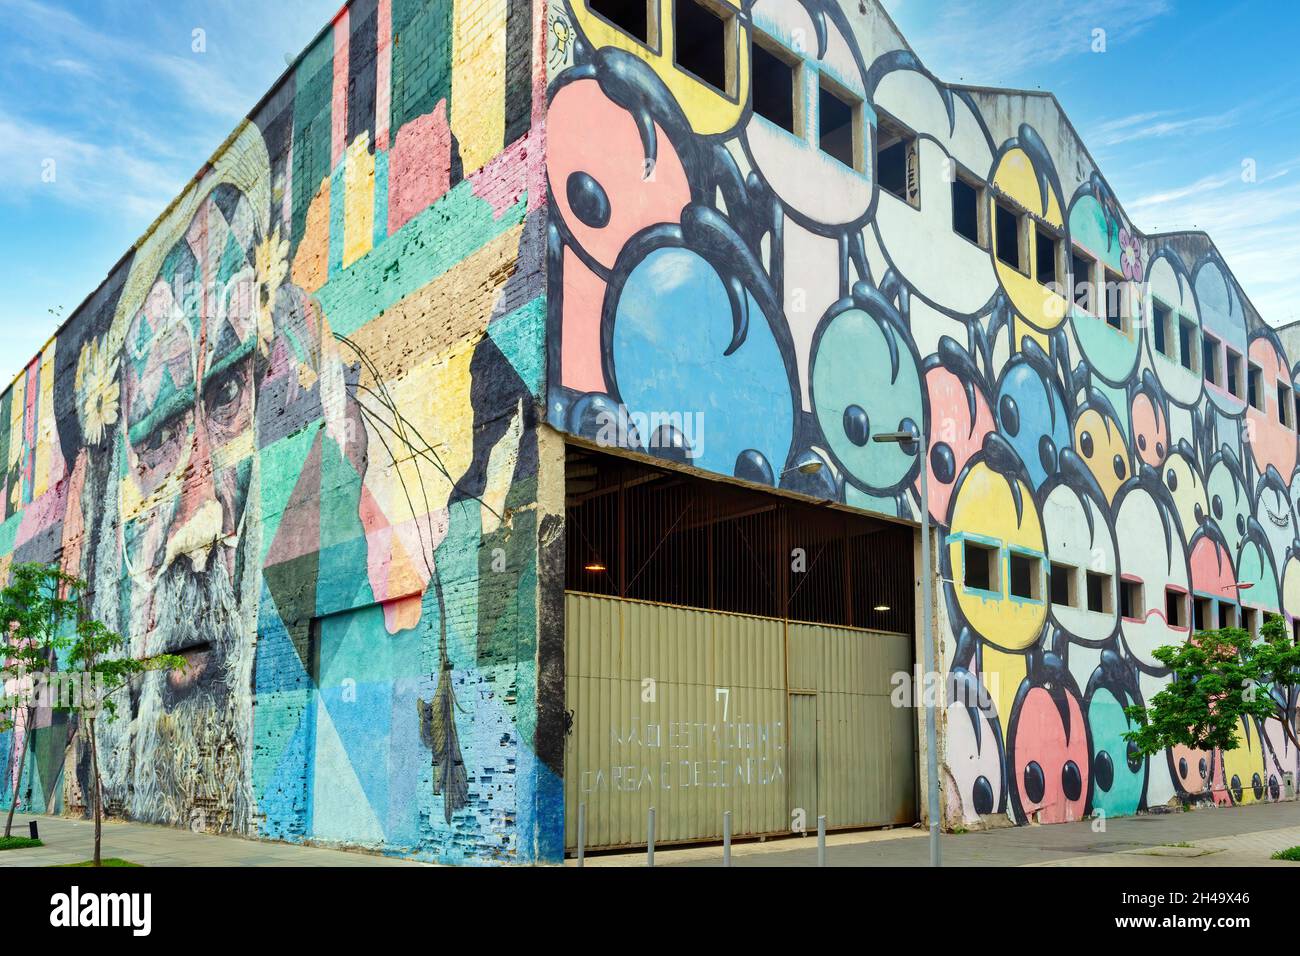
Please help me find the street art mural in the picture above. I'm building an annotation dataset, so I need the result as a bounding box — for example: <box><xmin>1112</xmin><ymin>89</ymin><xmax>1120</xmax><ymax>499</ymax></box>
<box><xmin>0</xmin><ymin>0</ymin><xmax>562</xmax><ymax>865</ymax></box>
<box><xmin>546</xmin><ymin>0</ymin><xmax>1300</xmax><ymax>827</ymax></box>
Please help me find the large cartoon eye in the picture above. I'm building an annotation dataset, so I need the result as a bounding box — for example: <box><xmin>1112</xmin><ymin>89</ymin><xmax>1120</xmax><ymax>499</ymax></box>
<box><xmin>931</xmin><ymin>442</ymin><xmax>956</xmax><ymax>485</ymax></box>
<box><xmin>1252</xmin><ymin>773</ymin><xmax>1264</xmax><ymax>801</ymax></box>
<box><xmin>1213</xmin><ymin>495</ymin><xmax>1224</xmax><ymax>521</ymax></box>
<box><xmin>1237</xmin><ymin>513</ymin><xmax>1246</xmax><ymax>536</ymax></box>
<box><xmin>1198</xmin><ymin>757</ymin><xmax>1208</xmax><ymax>779</ymax></box>
<box><xmin>973</xmin><ymin>776</ymin><xmax>994</xmax><ymax>815</ymax></box>
<box><xmin>1112</xmin><ymin>454</ymin><xmax>1126</xmax><ymax>480</ymax></box>
<box><xmin>1230</xmin><ymin>774</ymin><xmax>1243</xmax><ymax>803</ymax></box>
<box><xmin>1156</xmin><ymin>442</ymin><xmax>1165</xmax><ymax>459</ymax></box>
<box><xmin>1062</xmin><ymin>760</ymin><xmax>1083</xmax><ymax>801</ymax></box>
<box><xmin>1178</xmin><ymin>757</ymin><xmax>1188</xmax><ymax>780</ymax></box>
<box><xmin>1080</xmin><ymin>431</ymin><xmax>1094</xmax><ymax>458</ymax></box>
<box><xmin>566</xmin><ymin>171</ymin><xmax>611</xmax><ymax>229</ymax></box>
<box><xmin>1126</xmin><ymin>740</ymin><xmax>1142</xmax><ymax>773</ymax></box>
<box><xmin>1024</xmin><ymin>761</ymin><xmax>1046</xmax><ymax>803</ymax></box>
<box><xmin>843</xmin><ymin>405</ymin><xmax>869</xmax><ymax>446</ymax></box>
<box><xmin>1138</xmin><ymin>434</ymin><xmax>1147</xmax><ymax>452</ymax></box>
<box><xmin>1270</xmin><ymin>775</ymin><xmax>1280</xmax><ymax>800</ymax></box>
<box><xmin>1166</xmin><ymin>468</ymin><xmax>1178</xmax><ymax>493</ymax></box>
<box><xmin>1094</xmin><ymin>751</ymin><xmax>1114</xmax><ymax>792</ymax></box>
<box><xmin>999</xmin><ymin>395</ymin><xmax>1020</xmax><ymax>437</ymax></box>
<box><xmin>1194</xmin><ymin>503</ymin><xmax>1205</xmax><ymax>525</ymax></box>
<box><xmin>1038</xmin><ymin>435</ymin><xmax>1056</xmax><ymax>475</ymax></box>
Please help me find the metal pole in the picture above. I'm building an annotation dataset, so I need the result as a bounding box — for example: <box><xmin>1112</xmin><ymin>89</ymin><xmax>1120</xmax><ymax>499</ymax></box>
<box><xmin>817</xmin><ymin>815</ymin><xmax>826</xmax><ymax>867</ymax></box>
<box><xmin>723</xmin><ymin>810</ymin><xmax>732</xmax><ymax>867</ymax></box>
<box><xmin>919</xmin><ymin>433</ymin><xmax>942</xmax><ymax>867</ymax></box>
<box><xmin>577</xmin><ymin>803</ymin><xmax>586</xmax><ymax>868</ymax></box>
<box><xmin>647</xmin><ymin>807</ymin><xmax>656</xmax><ymax>867</ymax></box>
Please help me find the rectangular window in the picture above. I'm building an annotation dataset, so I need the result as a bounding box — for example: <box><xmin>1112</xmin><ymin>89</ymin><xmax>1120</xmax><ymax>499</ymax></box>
<box><xmin>1203</xmin><ymin>333</ymin><xmax>1220</xmax><ymax>386</ymax></box>
<box><xmin>1035</xmin><ymin>227</ymin><xmax>1058</xmax><ymax>287</ymax></box>
<box><xmin>750</xmin><ymin>39</ymin><xmax>796</xmax><ymax>134</ymax></box>
<box><xmin>1248</xmin><ymin>364</ymin><xmax>1263</xmax><ymax>409</ymax></box>
<box><xmin>1153</xmin><ymin>301</ymin><xmax>1170</xmax><ymax>356</ymax></box>
<box><xmin>1086</xmin><ymin>571</ymin><xmax>1111</xmax><ymax>614</ymax></box>
<box><xmin>1242</xmin><ymin>607</ymin><xmax>1257</xmax><ymax>639</ymax></box>
<box><xmin>1294</xmin><ymin>392</ymin><xmax>1300</xmax><ymax>432</ymax></box>
<box><xmin>1009</xmin><ymin>552</ymin><xmax>1041</xmax><ymax>601</ymax></box>
<box><xmin>819</xmin><ymin>82</ymin><xmax>859</xmax><ymax>171</ymax></box>
<box><xmin>1180</xmin><ymin>320</ymin><xmax>1198</xmax><ymax>373</ymax></box>
<box><xmin>1072</xmin><ymin>250</ymin><xmax>1094</xmax><ymax>313</ymax></box>
<box><xmin>675</xmin><ymin>0</ymin><xmax>729</xmax><ymax>94</ymax></box>
<box><xmin>1279</xmin><ymin>382</ymin><xmax>1295</xmax><ymax>428</ymax></box>
<box><xmin>589</xmin><ymin>0</ymin><xmax>651</xmax><ymax>42</ymax></box>
<box><xmin>1218</xmin><ymin>602</ymin><xmax>1237</xmax><ymax>630</ymax></box>
<box><xmin>1165</xmin><ymin>588</ymin><xmax>1186</xmax><ymax>629</ymax></box>
<box><xmin>1194</xmin><ymin>596</ymin><xmax>1211</xmax><ymax>631</ymax></box>
<box><xmin>995</xmin><ymin>203</ymin><xmax>1023</xmax><ymax>272</ymax></box>
<box><xmin>1226</xmin><ymin>349</ymin><xmax>1242</xmax><ymax>398</ymax></box>
<box><xmin>1104</xmin><ymin>268</ymin><xmax>1126</xmax><ymax>331</ymax></box>
<box><xmin>876</xmin><ymin>114</ymin><xmax>914</xmax><ymax>200</ymax></box>
<box><xmin>1050</xmin><ymin>563</ymin><xmax>1075</xmax><ymax>607</ymax></box>
<box><xmin>952</xmin><ymin>175</ymin><xmax>982</xmax><ymax>245</ymax></box>
<box><xmin>1119</xmin><ymin>579</ymin><xmax>1143</xmax><ymax>620</ymax></box>
<box><xmin>964</xmin><ymin>541</ymin><xmax>997</xmax><ymax>593</ymax></box>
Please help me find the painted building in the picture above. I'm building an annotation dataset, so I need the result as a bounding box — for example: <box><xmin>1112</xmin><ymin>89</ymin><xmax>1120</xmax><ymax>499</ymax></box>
<box><xmin>0</xmin><ymin>0</ymin><xmax>1296</xmax><ymax>864</ymax></box>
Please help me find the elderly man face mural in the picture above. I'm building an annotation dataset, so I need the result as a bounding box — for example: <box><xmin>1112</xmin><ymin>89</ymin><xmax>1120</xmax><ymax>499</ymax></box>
<box><xmin>68</xmin><ymin>124</ymin><xmax>337</xmax><ymax>833</ymax></box>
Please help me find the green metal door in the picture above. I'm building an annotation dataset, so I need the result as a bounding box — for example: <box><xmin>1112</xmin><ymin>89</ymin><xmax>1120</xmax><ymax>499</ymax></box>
<box><xmin>788</xmin><ymin>693</ymin><xmax>818</xmax><ymax>828</ymax></box>
<box><xmin>564</xmin><ymin>593</ymin><xmax>916</xmax><ymax>851</ymax></box>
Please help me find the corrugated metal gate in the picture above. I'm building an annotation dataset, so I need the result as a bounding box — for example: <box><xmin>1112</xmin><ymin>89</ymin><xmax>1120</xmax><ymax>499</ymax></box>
<box><xmin>563</xmin><ymin>592</ymin><xmax>916</xmax><ymax>851</ymax></box>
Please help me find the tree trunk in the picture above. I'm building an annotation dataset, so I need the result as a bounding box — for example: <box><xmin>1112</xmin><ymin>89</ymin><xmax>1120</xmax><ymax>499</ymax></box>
<box><xmin>4</xmin><ymin>704</ymin><xmax>33</xmax><ymax>839</ymax></box>
<box><xmin>89</xmin><ymin>716</ymin><xmax>101</xmax><ymax>867</ymax></box>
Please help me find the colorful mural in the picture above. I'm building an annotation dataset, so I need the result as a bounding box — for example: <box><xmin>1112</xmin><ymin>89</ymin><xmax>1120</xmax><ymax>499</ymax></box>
<box><xmin>545</xmin><ymin>0</ymin><xmax>1300</xmax><ymax>827</ymax></box>
<box><xmin>0</xmin><ymin>0</ymin><xmax>562</xmax><ymax>865</ymax></box>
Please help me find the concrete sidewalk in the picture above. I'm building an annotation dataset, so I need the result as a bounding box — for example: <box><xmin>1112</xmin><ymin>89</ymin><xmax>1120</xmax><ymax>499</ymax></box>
<box><xmin>0</xmin><ymin>815</ymin><xmax>427</xmax><ymax>867</ymax></box>
<box><xmin>573</xmin><ymin>801</ymin><xmax>1300</xmax><ymax>867</ymax></box>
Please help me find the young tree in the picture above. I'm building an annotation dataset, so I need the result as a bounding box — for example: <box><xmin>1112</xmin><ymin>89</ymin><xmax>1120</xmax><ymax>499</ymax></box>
<box><xmin>1124</xmin><ymin>616</ymin><xmax>1300</xmax><ymax>773</ymax></box>
<box><xmin>0</xmin><ymin>562</ymin><xmax>82</xmax><ymax>838</ymax></box>
<box><xmin>66</xmin><ymin>617</ymin><xmax>183</xmax><ymax>866</ymax></box>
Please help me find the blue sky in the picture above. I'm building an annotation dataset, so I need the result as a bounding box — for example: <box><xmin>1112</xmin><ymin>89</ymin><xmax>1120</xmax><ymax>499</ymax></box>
<box><xmin>1</xmin><ymin>0</ymin><xmax>1297</xmax><ymax>384</ymax></box>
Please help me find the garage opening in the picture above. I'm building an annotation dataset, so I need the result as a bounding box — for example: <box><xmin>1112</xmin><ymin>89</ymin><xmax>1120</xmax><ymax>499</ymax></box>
<box><xmin>563</xmin><ymin>446</ymin><xmax>917</xmax><ymax>853</ymax></box>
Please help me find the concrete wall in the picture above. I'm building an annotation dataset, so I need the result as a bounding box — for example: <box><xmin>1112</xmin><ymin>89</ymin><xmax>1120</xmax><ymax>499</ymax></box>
<box><xmin>545</xmin><ymin>0</ymin><xmax>1299</xmax><ymax>829</ymax></box>
<box><xmin>0</xmin><ymin>0</ymin><xmax>564</xmax><ymax>865</ymax></box>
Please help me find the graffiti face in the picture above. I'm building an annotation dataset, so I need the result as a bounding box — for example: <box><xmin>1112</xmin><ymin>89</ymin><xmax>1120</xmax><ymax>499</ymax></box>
<box><xmin>1161</xmin><ymin>444</ymin><xmax>1207</xmax><ymax>546</ymax></box>
<box><xmin>1205</xmin><ymin>451</ymin><xmax>1249</xmax><ymax>562</ymax></box>
<box><xmin>1113</xmin><ymin>481</ymin><xmax>1191</xmax><ymax>671</ymax></box>
<box><xmin>946</xmin><ymin>456</ymin><xmax>1047</xmax><ymax>652</ymax></box>
<box><xmin>1130</xmin><ymin>387</ymin><xmax>1168</xmax><ymax>468</ymax></box>
<box><xmin>119</xmin><ymin>188</ymin><xmax>258</xmax><ymax>597</ymax></box>
<box><xmin>1245</xmin><ymin>333</ymin><xmax>1297</xmax><ymax>479</ymax></box>
<box><xmin>1169</xmin><ymin>743</ymin><xmax>1212</xmax><ymax>797</ymax></box>
<box><xmin>1068</xmin><ymin>192</ymin><xmax>1141</xmax><ymax>386</ymax></box>
<box><xmin>921</xmin><ymin>360</ymin><xmax>993</xmax><ymax>522</ymax></box>
<box><xmin>1040</xmin><ymin>477</ymin><xmax>1118</xmax><ymax>645</ymax></box>
<box><xmin>1086</xmin><ymin>684</ymin><xmax>1146</xmax><ymax>817</ymax></box>
<box><xmin>945</xmin><ymin>669</ymin><xmax>1005</xmax><ymax>823</ymax></box>
<box><xmin>1145</xmin><ymin>252</ymin><xmax>1202</xmax><ymax>408</ymax></box>
<box><xmin>989</xmin><ymin>134</ymin><xmax>1068</xmax><ymax>332</ymax></box>
<box><xmin>1073</xmin><ymin>403</ymin><xmax>1129</xmax><ymax>504</ymax></box>
<box><xmin>1006</xmin><ymin>662</ymin><xmax>1089</xmax><ymax>824</ymax></box>
<box><xmin>1255</xmin><ymin>472</ymin><xmax>1295</xmax><ymax>577</ymax></box>
<box><xmin>1194</xmin><ymin>259</ymin><xmax>1248</xmax><ymax>417</ymax></box>
<box><xmin>1214</xmin><ymin>718</ymin><xmax>1267</xmax><ymax>806</ymax></box>
<box><xmin>994</xmin><ymin>353</ymin><xmax>1070</xmax><ymax>491</ymax></box>
<box><xmin>810</xmin><ymin>294</ymin><xmax>924</xmax><ymax>494</ymax></box>
<box><xmin>569</xmin><ymin>0</ymin><xmax>750</xmax><ymax>137</ymax></box>
<box><xmin>744</xmin><ymin>0</ymin><xmax>871</xmax><ymax>229</ymax></box>
<box><xmin>868</xmin><ymin>60</ymin><xmax>996</xmax><ymax>314</ymax></box>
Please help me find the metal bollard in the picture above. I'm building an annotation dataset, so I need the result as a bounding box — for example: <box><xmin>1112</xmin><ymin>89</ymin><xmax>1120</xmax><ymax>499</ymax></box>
<box><xmin>576</xmin><ymin>803</ymin><xmax>586</xmax><ymax>868</ymax></box>
<box><xmin>28</xmin><ymin>820</ymin><xmax>38</xmax><ymax>841</ymax></box>
<box><xmin>817</xmin><ymin>815</ymin><xmax>827</xmax><ymax>867</ymax></box>
<box><xmin>723</xmin><ymin>811</ymin><xmax>732</xmax><ymax>867</ymax></box>
<box><xmin>647</xmin><ymin>807</ymin><xmax>656</xmax><ymax>867</ymax></box>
